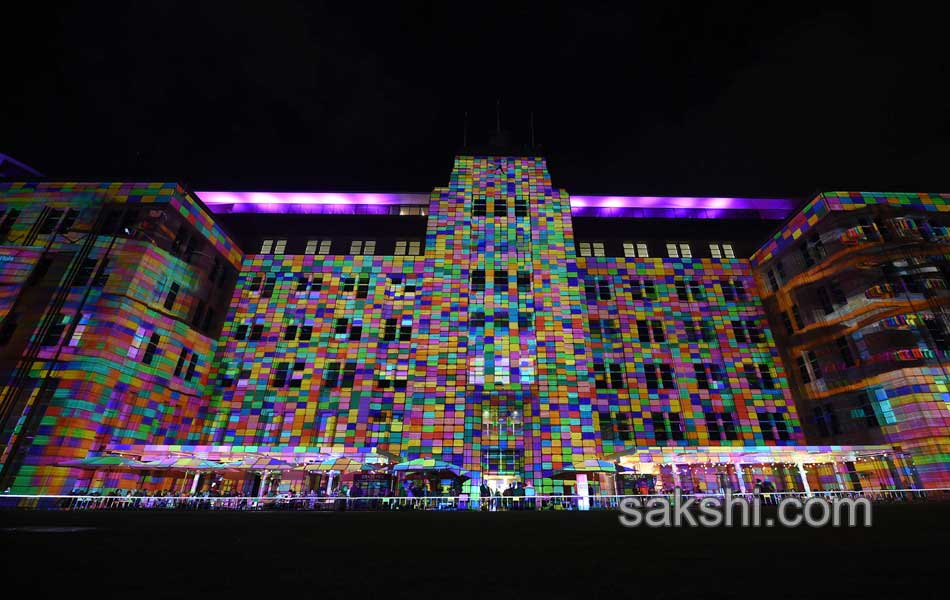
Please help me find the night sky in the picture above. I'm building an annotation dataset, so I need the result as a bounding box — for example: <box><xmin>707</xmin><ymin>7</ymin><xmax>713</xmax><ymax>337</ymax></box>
<box><xmin>2</xmin><ymin>3</ymin><xmax>948</xmax><ymax>199</ymax></box>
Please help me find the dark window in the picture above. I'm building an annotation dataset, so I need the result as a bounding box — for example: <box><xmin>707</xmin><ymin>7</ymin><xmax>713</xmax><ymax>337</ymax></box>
<box><xmin>829</xmin><ymin>281</ymin><xmax>847</xmax><ymax>305</ymax></box>
<box><xmin>235</xmin><ymin>324</ymin><xmax>249</xmax><ymax>340</ymax></box>
<box><xmin>334</xmin><ymin>318</ymin><xmax>349</xmax><ymax>336</ymax></box>
<box><xmin>514</xmin><ymin>197</ymin><xmax>528</xmax><ymax>218</ymax></box>
<box><xmin>836</xmin><ymin>336</ymin><xmax>855</xmax><ymax>367</ymax></box>
<box><xmin>92</xmin><ymin>259</ymin><xmax>109</xmax><ymax>287</ymax></box>
<box><xmin>350</xmin><ymin>323</ymin><xmax>363</xmax><ymax>341</ymax></box>
<box><xmin>284</xmin><ymin>323</ymin><xmax>298</xmax><ymax>341</ymax></box>
<box><xmin>473</xmin><ymin>197</ymin><xmax>486</xmax><ymax>217</ymax></box>
<box><xmin>40</xmin><ymin>314</ymin><xmax>69</xmax><ymax>346</ymax></box>
<box><xmin>817</xmin><ymin>287</ymin><xmax>834</xmax><ymax>315</ymax></box>
<box><xmin>249</xmin><ymin>324</ymin><xmax>264</xmax><ymax>341</ymax></box>
<box><xmin>38</xmin><ymin>208</ymin><xmax>64</xmax><ymax>234</ymax></box>
<box><xmin>808</xmin><ymin>351</ymin><xmax>822</xmax><ymax>379</ymax></box>
<box><xmin>174</xmin><ymin>348</ymin><xmax>188</xmax><ymax>377</ymax></box>
<box><xmin>471</xmin><ymin>269</ymin><xmax>485</xmax><ymax>292</ymax></box>
<box><xmin>164</xmin><ymin>283</ymin><xmax>180</xmax><ymax>310</ymax></box>
<box><xmin>299</xmin><ymin>325</ymin><xmax>313</xmax><ymax>341</ymax></box>
<box><xmin>0</xmin><ymin>208</ymin><xmax>20</xmax><ymax>238</ymax></box>
<box><xmin>272</xmin><ymin>362</ymin><xmax>289</xmax><ymax>387</ymax></box>
<box><xmin>322</xmin><ymin>362</ymin><xmax>341</xmax><ymax>387</ymax></box>
<box><xmin>356</xmin><ymin>276</ymin><xmax>370</xmax><ymax>299</ymax></box>
<box><xmin>493</xmin><ymin>198</ymin><xmax>507</xmax><ymax>217</ymax></box>
<box><xmin>341</xmin><ymin>361</ymin><xmax>357</xmax><ymax>387</ymax></box>
<box><xmin>262</xmin><ymin>276</ymin><xmax>276</xmax><ymax>298</ymax></box>
<box><xmin>791</xmin><ymin>304</ymin><xmax>804</xmax><ymax>329</ymax></box>
<box><xmin>383</xmin><ymin>318</ymin><xmax>398</xmax><ymax>341</ymax></box>
<box><xmin>73</xmin><ymin>258</ymin><xmax>97</xmax><ymax>287</ymax></box>
<box><xmin>184</xmin><ymin>353</ymin><xmax>199</xmax><ymax>381</ymax></box>
<box><xmin>796</xmin><ymin>355</ymin><xmax>811</xmax><ymax>383</ymax></box>
<box><xmin>494</xmin><ymin>269</ymin><xmax>507</xmax><ymax>290</ymax></box>
<box><xmin>694</xmin><ymin>363</ymin><xmax>709</xmax><ymax>389</ymax></box>
<box><xmin>517</xmin><ymin>271</ymin><xmax>531</xmax><ymax>292</ymax></box>
<box><xmin>142</xmin><ymin>332</ymin><xmax>160</xmax><ymax>365</ymax></box>
<box><xmin>781</xmin><ymin>311</ymin><xmax>794</xmax><ymax>335</ymax></box>
<box><xmin>758</xmin><ymin>364</ymin><xmax>775</xmax><ymax>389</ymax></box>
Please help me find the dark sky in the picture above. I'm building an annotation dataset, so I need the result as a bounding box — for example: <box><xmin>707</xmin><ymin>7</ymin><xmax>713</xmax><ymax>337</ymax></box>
<box><xmin>3</xmin><ymin>2</ymin><xmax>949</xmax><ymax>198</ymax></box>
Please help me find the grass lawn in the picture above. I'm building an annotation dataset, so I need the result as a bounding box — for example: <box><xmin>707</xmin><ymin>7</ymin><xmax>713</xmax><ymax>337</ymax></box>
<box><xmin>2</xmin><ymin>504</ymin><xmax>947</xmax><ymax>598</ymax></box>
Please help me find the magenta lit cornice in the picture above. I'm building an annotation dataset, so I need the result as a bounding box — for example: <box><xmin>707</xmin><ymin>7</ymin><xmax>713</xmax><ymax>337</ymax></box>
<box><xmin>196</xmin><ymin>191</ymin><xmax>798</xmax><ymax>219</ymax></box>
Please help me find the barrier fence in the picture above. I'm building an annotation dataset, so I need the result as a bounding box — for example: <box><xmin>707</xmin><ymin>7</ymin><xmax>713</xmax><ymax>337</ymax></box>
<box><xmin>2</xmin><ymin>489</ymin><xmax>949</xmax><ymax>512</ymax></box>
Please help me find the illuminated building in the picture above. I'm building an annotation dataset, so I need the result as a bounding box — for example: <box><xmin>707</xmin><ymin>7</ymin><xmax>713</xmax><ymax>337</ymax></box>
<box><xmin>0</xmin><ymin>158</ymin><xmax>926</xmax><ymax>497</ymax></box>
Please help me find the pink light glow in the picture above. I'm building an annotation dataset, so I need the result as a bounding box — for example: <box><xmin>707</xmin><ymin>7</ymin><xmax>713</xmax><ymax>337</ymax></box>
<box><xmin>195</xmin><ymin>191</ymin><xmax>798</xmax><ymax>216</ymax></box>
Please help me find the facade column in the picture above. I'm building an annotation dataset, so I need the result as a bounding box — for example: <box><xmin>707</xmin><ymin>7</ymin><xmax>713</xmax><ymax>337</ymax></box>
<box><xmin>672</xmin><ymin>465</ymin><xmax>682</xmax><ymax>490</ymax></box>
<box><xmin>260</xmin><ymin>469</ymin><xmax>270</xmax><ymax>497</ymax></box>
<box><xmin>575</xmin><ymin>473</ymin><xmax>590</xmax><ymax>511</ymax></box>
<box><xmin>190</xmin><ymin>471</ymin><xmax>201</xmax><ymax>495</ymax></box>
<box><xmin>325</xmin><ymin>471</ymin><xmax>334</xmax><ymax>495</ymax></box>
<box><xmin>734</xmin><ymin>464</ymin><xmax>747</xmax><ymax>493</ymax></box>
<box><xmin>796</xmin><ymin>462</ymin><xmax>812</xmax><ymax>496</ymax></box>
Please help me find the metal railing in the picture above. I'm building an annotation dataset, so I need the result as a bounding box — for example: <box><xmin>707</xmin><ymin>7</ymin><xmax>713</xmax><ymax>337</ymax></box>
<box><xmin>1</xmin><ymin>489</ymin><xmax>949</xmax><ymax>512</ymax></box>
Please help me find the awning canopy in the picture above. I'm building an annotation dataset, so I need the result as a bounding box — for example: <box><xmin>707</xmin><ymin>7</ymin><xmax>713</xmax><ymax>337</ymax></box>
<box><xmin>610</xmin><ymin>445</ymin><xmax>898</xmax><ymax>468</ymax></box>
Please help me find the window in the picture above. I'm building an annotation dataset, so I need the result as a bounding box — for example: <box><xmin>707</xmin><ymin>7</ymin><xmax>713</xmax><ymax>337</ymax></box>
<box><xmin>514</xmin><ymin>197</ymin><xmax>528</xmax><ymax>218</ymax></box>
<box><xmin>142</xmin><ymin>332</ymin><xmax>160</xmax><ymax>365</ymax></box>
<box><xmin>807</xmin><ymin>350</ymin><xmax>822</xmax><ymax>379</ymax></box>
<box><xmin>683</xmin><ymin>319</ymin><xmax>714</xmax><ymax>343</ymax></box>
<box><xmin>174</xmin><ymin>348</ymin><xmax>188</xmax><ymax>377</ymax></box>
<box><xmin>322</xmin><ymin>362</ymin><xmax>341</xmax><ymax>387</ymax></box>
<box><xmin>0</xmin><ymin>208</ymin><xmax>20</xmax><ymax>239</ymax></box>
<box><xmin>706</xmin><ymin>412</ymin><xmax>738</xmax><ymax>441</ymax></box>
<box><xmin>234</xmin><ymin>324</ymin><xmax>250</xmax><ymax>340</ymax></box>
<box><xmin>829</xmin><ymin>280</ymin><xmax>848</xmax><ymax>306</ymax></box>
<box><xmin>184</xmin><ymin>353</ymin><xmax>199</xmax><ymax>382</ymax></box>
<box><xmin>589</xmin><ymin>318</ymin><xmax>619</xmax><ymax>339</ymax></box>
<box><xmin>743</xmin><ymin>363</ymin><xmax>775</xmax><ymax>389</ymax></box>
<box><xmin>249</xmin><ymin>324</ymin><xmax>264</xmax><ymax>341</ymax></box>
<box><xmin>630</xmin><ymin>279</ymin><xmax>656</xmax><ymax>300</ymax></box>
<box><xmin>471</xmin><ymin>269</ymin><xmax>486</xmax><ymax>292</ymax></box>
<box><xmin>261</xmin><ymin>275</ymin><xmax>276</xmax><ymax>298</ymax></box>
<box><xmin>721</xmin><ymin>278</ymin><xmax>747</xmax><ymax>301</ymax></box>
<box><xmin>796</xmin><ymin>355</ymin><xmax>811</xmax><ymax>383</ymax></box>
<box><xmin>473</xmin><ymin>196</ymin><xmax>487</xmax><ymax>216</ymax></box>
<box><xmin>791</xmin><ymin>304</ymin><xmax>805</xmax><ymax>329</ymax></box>
<box><xmin>92</xmin><ymin>259</ymin><xmax>110</xmax><ymax>287</ymax></box>
<box><xmin>395</xmin><ymin>240</ymin><xmax>423</xmax><ymax>256</ymax></box>
<box><xmin>635</xmin><ymin>319</ymin><xmax>665</xmax><ymax>343</ymax></box>
<box><xmin>37</xmin><ymin>208</ymin><xmax>64</xmax><ymax>235</ymax></box>
<box><xmin>305</xmin><ymin>240</ymin><xmax>332</xmax><ymax>255</ymax></box>
<box><xmin>493</xmin><ymin>197</ymin><xmax>507</xmax><ymax>217</ymax></box>
<box><xmin>644</xmin><ymin>363</ymin><xmax>674</xmax><ymax>390</ymax></box>
<box><xmin>654</xmin><ymin>411</ymin><xmax>684</xmax><ymax>441</ymax></box>
<box><xmin>675</xmin><ymin>279</ymin><xmax>703</xmax><ymax>302</ymax></box>
<box><xmin>593</xmin><ymin>361</ymin><xmax>625</xmax><ymax>390</ymax></box>
<box><xmin>623</xmin><ymin>242</ymin><xmax>649</xmax><ymax>258</ymax></box>
<box><xmin>666</xmin><ymin>242</ymin><xmax>692</xmax><ymax>258</ymax></box>
<box><xmin>163</xmin><ymin>283</ymin><xmax>180</xmax><ymax>310</ymax></box>
<box><xmin>260</xmin><ymin>239</ymin><xmax>274</xmax><ymax>254</ymax></box>
<box><xmin>584</xmin><ymin>277</ymin><xmax>612</xmax><ymax>302</ymax></box>
<box><xmin>342</xmin><ymin>275</ymin><xmax>370</xmax><ymax>298</ymax></box>
<box><xmin>732</xmin><ymin>319</ymin><xmax>763</xmax><ymax>344</ymax></box>
<box><xmin>599</xmin><ymin>411</ymin><xmax>635</xmax><ymax>442</ymax></box>
<box><xmin>817</xmin><ymin>287</ymin><xmax>834</xmax><ymax>315</ymax></box>
<box><xmin>272</xmin><ymin>362</ymin><xmax>290</xmax><ymax>387</ymax></box>
<box><xmin>835</xmin><ymin>336</ymin><xmax>855</xmax><ymax>367</ymax></box>
<box><xmin>493</xmin><ymin>269</ymin><xmax>508</xmax><ymax>290</ymax></box>
<box><xmin>693</xmin><ymin>363</ymin><xmax>725</xmax><ymax>390</ymax></box>
<box><xmin>350</xmin><ymin>240</ymin><xmax>376</xmax><ymax>255</ymax></box>
<box><xmin>296</xmin><ymin>275</ymin><xmax>324</xmax><ymax>294</ymax></box>
<box><xmin>39</xmin><ymin>313</ymin><xmax>69</xmax><ymax>346</ymax></box>
<box><xmin>517</xmin><ymin>271</ymin><xmax>531</xmax><ymax>292</ymax></box>
<box><xmin>758</xmin><ymin>411</ymin><xmax>790</xmax><ymax>441</ymax></box>
<box><xmin>766</xmin><ymin>270</ymin><xmax>779</xmax><ymax>291</ymax></box>
<box><xmin>334</xmin><ymin>318</ymin><xmax>350</xmax><ymax>339</ymax></box>
<box><xmin>709</xmin><ymin>243</ymin><xmax>736</xmax><ymax>259</ymax></box>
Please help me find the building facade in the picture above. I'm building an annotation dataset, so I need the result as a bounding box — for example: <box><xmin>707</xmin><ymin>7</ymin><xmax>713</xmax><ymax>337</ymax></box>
<box><xmin>0</xmin><ymin>157</ymin><xmax>933</xmax><ymax>497</ymax></box>
<box><xmin>752</xmin><ymin>192</ymin><xmax>950</xmax><ymax>488</ymax></box>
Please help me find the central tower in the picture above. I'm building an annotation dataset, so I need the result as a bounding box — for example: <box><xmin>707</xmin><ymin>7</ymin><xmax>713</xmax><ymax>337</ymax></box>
<box><xmin>415</xmin><ymin>155</ymin><xmax>598</xmax><ymax>493</ymax></box>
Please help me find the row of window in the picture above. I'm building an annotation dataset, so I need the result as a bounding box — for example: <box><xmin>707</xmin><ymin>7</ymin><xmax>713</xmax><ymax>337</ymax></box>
<box><xmin>812</xmin><ymin>389</ymin><xmax>896</xmax><ymax>437</ymax></box>
<box><xmin>471</xmin><ymin>196</ymin><xmax>530</xmax><ymax>218</ymax></box>
<box><xmin>127</xmin><ymin>328</ymin><xmax>202</xmax><ymax>382</ymax></box>
<box><xmin>259</xmin><ymin>238</ymin><xmax>424</xmax><ymax>256</ymax></box>
<box><xmin>593</xmin><ymin>360</ymin><xmax>776</xmax><ymax>391</ymax></box>
<box><xmin>599</xmin><ymin>410</ymin><xmax>790</xmax><ymax>442</ymax></box>
<box><xmin>470</xmin><ymin>270</ymin><xmax>532</xmax><ymax>292</ymax></box>
<box><xmin>245</xmin><ymin>273</ymin><xmax>417</xmax><ymax>301</ymax></box>
<box><xmin>233</xmin><ymin>316</ymin><xmax>414</xmax><ymax>343</ymax></box>
<box><xmin>578</xmin><ymin>241</ymin><xmax>737</xmax><ymax>260</ymax></box>
<box><xmin>585</xmin><ymin>277</ymin><xmax>749</xmax><ymax>303</ymax></box>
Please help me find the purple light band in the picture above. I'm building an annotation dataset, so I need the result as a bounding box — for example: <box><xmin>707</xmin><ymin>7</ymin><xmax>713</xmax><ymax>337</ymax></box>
<box><xmin>196</xmin><ymin>191</ymin><xmax>798</xmax><ymax>218</ymax></box>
